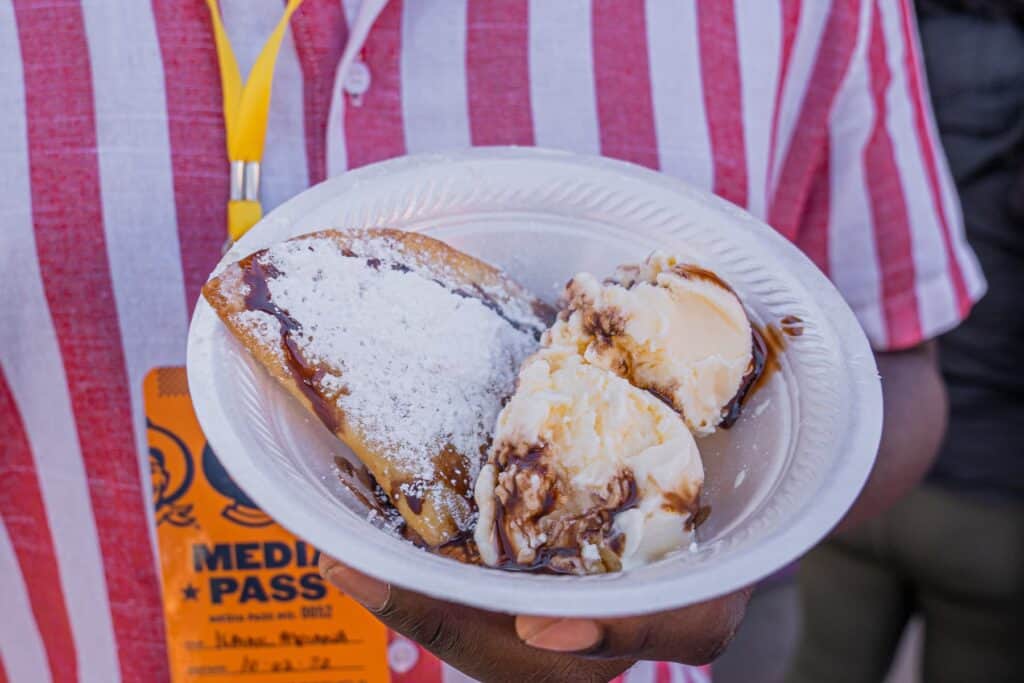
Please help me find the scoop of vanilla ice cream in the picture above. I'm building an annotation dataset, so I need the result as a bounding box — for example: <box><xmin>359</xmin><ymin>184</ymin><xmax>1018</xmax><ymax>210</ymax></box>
<box><xmin>474</xmin><ymin>347</ymin><xmax>704</xmax><ymax>574</ymax></box>
<box><xmin>544</xmin><ymin>252</ymin><xmax>753</xmax><ymax>435</ymax></box>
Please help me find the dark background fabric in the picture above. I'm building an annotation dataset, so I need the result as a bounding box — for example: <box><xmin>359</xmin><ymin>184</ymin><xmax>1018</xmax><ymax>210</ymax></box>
<box><xmin>918</xmin><ymin>1</ymin><xmax>1024</xmax><ymax>498</ymax></box>
<box><xmin>922</xmin><ymin>0</ymin><xmax>1024</xmax><ymax>22</ymax></box>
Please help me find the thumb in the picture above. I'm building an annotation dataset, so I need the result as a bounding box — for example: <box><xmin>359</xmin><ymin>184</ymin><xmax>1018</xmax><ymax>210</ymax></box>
<box><xmin>516</xmin><ymin>586</ymin><xmax>752</xmax><ymax>665</ymax></box>
<box><xmin>319</xmin><ymin>554</ymin><xmax>390</xmax><ymax>612</ymax></box>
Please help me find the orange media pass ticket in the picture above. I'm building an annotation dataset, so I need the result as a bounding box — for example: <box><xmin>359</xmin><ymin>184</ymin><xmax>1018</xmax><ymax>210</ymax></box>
<box><xmin>145</xmin><ymin>367</ymin><xmax>389</xmax><ymax>683</ymax></box>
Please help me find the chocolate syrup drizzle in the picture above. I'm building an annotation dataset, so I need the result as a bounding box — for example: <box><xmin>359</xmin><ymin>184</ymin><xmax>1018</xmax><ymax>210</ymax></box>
<box><xmin>492</xmin><ymin>449</ymin><xmax>641</xmax><ymax>574</ymax></box>
<box><xmin>684</xmin><ymin>504</ymin><xmax>712</xmax><ymax>532</ymax></box>
<box><xmin>388</xmin><ymin>445</ymin><xmax>474</xmax><ymax>517</ymax></box>
<box><xmin>348</xmin><ymin>247</ymin><xmax>545</xmax><ymax>338</ymax></box>
<box><xmin>334</xmin><ymin>456</ymin><xmax>391</xmax><ymax>518</ymax></box>
<box><xmin>449</xmin><ymin>282</ymin><xmax>543</xmax><ymax>339</ymax></box>
<box><xmin>720</xmin><ymin>315</ymin><xmax>802</xmax><ymax>429</ymax></box>
<box><xmin>493</xmin><ymin>501</ymin><xmax>581</xmax><ymax>573</ymax></box>
<box><xmin>334</xmin><ymin>454</ymin><xmax>482</xmax><ymax>562</ymax></box>
<box><xmin>241</xmin><ymin>257</ymin><xmax>341</xmax><ymax>433</ymax></box>
<box><xmin>720</xmin><ymin>326</ymin><xmax>768</xmax><ymax>429</ymax></box>
<box><xmin>620</xmin><ymin>262</ymin><xmax>776</xmax><ymax>430</ymax></box>
<box><xmin>397</xmin><ymin>488</ymin><xmax>425</xmax><ymax>515</ymax></box>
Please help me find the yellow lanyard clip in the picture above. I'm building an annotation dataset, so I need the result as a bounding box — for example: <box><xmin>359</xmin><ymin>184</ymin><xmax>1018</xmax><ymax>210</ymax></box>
<box><xmin>206</xmin><ymin>0</ymin><xmax>305</xmax><ymax>245</ymax></box>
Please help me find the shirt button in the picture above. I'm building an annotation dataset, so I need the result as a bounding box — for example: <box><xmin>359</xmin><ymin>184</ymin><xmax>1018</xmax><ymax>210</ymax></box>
<box><xmin>343</xmin><ymin>60</ymin><xmax>372</xmax><ymax>96</ymax></box>
<box><xmin>387</xmin><ymin>636</ymin><xmax>419</xmax><ymax>674</ymax></box>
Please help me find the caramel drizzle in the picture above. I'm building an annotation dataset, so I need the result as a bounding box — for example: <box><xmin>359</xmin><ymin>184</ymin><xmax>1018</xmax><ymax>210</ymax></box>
<box><xmin>671</xmin><ymin>263</ymin><xmax>737</xmax><ymax>295</ymax></box>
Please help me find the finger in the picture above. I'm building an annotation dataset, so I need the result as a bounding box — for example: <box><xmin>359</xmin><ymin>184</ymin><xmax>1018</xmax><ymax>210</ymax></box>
<box><xmin>319</xmin><ymin>554</ymin><xmax>390</xmax><ymax>611</ymax></box>
<box><xmin>516</xmin><ymin>586</ymin><xmax>752</xmax><ymax>665</ymax></box>
<box><xmin>320</xmin><ymin>554</ymin><xmax>633</xmax><ymax>683</ymax></box>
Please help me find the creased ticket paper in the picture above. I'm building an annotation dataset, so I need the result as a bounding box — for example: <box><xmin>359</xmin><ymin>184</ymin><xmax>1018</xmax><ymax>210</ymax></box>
<box><xmin>145</xmin><ymin>367</ymin><xmax>389</xmax><ymax>682</ymax></box>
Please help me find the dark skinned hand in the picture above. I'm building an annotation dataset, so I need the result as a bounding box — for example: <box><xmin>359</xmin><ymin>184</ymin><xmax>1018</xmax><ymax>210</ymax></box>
<box><xmin>320</xmin><ymin>554</ymin><xmax>751</xmax><ymax>683</ymax></box>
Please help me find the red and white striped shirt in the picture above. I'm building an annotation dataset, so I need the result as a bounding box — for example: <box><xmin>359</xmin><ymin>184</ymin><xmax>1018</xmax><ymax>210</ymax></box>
<box><xmin>0</xmin><ymin>1</ymin><xmax>983</xmax><ymax>682</ymax></box>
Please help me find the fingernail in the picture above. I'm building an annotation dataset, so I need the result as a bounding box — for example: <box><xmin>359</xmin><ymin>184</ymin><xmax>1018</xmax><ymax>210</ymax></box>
<box><xmin>321</xmin><ymin>562</ymin><xmax>390</xmax><ymax>612</ymax></box>
<box><xmin>516</xmin><ymin>617</ymin><xmax>602</xmax><ymax>653</ymax></box>
<box><xmin>516</xmin><ymin>616</ymin><xmax>560</xmax><ymax>642</ymax></box>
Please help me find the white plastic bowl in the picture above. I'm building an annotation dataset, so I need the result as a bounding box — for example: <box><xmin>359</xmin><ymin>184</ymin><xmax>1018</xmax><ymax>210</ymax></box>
<box><xmin>187</xmin><ymin>148</ymin><xmax>881</xmax><ymax>617</ymax></box>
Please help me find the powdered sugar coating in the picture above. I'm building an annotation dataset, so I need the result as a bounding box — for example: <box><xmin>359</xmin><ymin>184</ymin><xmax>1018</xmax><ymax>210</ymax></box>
<box><xmin>331</xmin><ymin>232</ymin><xmax>545</xmax><ymax>334</ymax></box>
<box><xmin>231</xmin><ymin>310</ymin><xmax>285</xmax><ymax>362</ymax></box>
<box><xmin>256</xmin><ymin>236</ymin><xmax>539</xmax><ymax>532</ymax></box>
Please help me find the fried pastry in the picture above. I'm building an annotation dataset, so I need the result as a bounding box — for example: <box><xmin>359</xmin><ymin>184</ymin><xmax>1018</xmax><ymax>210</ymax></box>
<box><xmin>203</xmin><ymin>229</ymin><xmax>550</xmax><ymax>547</ymax></box>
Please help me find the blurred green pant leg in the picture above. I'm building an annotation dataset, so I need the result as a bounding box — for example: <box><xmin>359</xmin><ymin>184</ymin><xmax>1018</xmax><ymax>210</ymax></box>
<box><xmin>786</xmin><ymin>485</ymin><xmax>1024</xmax><ymax>683</ymax></box>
